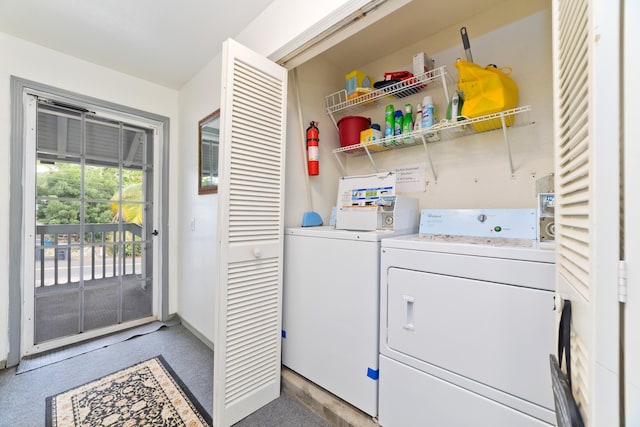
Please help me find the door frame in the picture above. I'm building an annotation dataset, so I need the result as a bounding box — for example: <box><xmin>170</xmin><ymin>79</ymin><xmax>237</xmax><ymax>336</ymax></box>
<box><xmin>8</xmin><ymin>76</ymin><xmax>171</xmax><ymax>366</ymax></box>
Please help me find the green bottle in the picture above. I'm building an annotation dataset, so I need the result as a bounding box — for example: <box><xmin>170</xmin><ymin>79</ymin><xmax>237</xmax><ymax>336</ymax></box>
<box><xmin>384</xmin><ymin>104</ymin><xmax>395</xmax><ymax>141</ymax></box>
<box><xmin>402</xmin><ymin>104</ymin><xmax>413</xmax><ymax>140</ymax></box>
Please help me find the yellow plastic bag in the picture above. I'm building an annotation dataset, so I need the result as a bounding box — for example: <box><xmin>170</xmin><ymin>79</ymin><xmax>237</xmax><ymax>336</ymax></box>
<box><xmin>455</xmin><ymin>60</ymin><xmax>518</xmax><ymax>132</ymax></box>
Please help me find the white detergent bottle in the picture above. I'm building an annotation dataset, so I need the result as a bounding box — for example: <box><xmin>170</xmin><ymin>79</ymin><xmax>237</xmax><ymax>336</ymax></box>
<box><xmin>421</xmin><ymin>95</ymin><xmax>434</xmax><ymax>130</ymax></box>
<box><xmin>413</xmin><ymin>103</ymin><xmax>422</xmax><ymax>131</ymax></box>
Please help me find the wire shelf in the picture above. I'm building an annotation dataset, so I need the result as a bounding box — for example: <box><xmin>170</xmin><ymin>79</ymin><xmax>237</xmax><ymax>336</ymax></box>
<box><xmin>332</xmin><ymin>106</ymin><xmax>532</xmax><ymax>155</ymax></box>
<box><xmin>325</xmin><ymin>65</ymin><xmax>449</xmax><ymax>115</ymax></box>
<box><xmin>331</xmin><ymin>106</ymin><xmax>533</xmax><ymax>180</ymax></box>
<box><xmin>324</xmin><ymin>63</ymin><xmax>533</xmax><ymax>179</ymax></box>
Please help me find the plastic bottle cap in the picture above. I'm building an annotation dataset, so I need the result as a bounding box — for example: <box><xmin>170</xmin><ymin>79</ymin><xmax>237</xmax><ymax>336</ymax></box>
<box><xmin>371</xmin><ymin>123</ymin><xmax>381</xmax><ymax>130</ymax></box>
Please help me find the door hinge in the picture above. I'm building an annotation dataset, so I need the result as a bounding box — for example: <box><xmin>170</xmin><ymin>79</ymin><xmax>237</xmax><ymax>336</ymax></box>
<box><xmin>619</xmin><ymin>260</ymin><xmax>628</xmax><ymax>303</ymax></box>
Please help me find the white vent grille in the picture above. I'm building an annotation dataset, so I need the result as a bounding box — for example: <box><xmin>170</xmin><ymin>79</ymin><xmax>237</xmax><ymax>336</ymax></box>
<box><xmin>228</xmin><ymin>61</ymin><xmax>284</xmax><ymax>243</ymax></box>
<box><xmin>554</xmin><ymin>0</ymin><xmax>591</xmax><ymax>419</ymax></box>
<box><xmin>572</xmin><ymin>330</ymin><xmax>590</xmax><ymax>413</ymax></box>
<box><xmin>556</xmin><ymin>0</ymin><xmax>590</xmax><ymax>302</ymax></box>
<box><xmin>224</xmin><ymin>258</ymin><xmax>280</xmax><ymax>405</ymax></box>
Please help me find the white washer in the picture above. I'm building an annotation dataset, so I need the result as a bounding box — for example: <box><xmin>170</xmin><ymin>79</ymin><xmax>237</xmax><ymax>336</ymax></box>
<box><xmin>282</xmin><ymin>226</ymin><xmax>416</xmax><ymax>416</ymax></box>
<box><xmin>379</xmin><ymin>234</ymin><xmax>556</xmax><ymax>427</ymax></box>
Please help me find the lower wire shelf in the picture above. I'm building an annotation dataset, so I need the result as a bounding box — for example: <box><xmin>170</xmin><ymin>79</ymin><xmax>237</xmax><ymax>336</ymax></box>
<box><xmin>331</xmin><ymin>105</ymin><xmax>533</xmax><ymax>180</ymax></box>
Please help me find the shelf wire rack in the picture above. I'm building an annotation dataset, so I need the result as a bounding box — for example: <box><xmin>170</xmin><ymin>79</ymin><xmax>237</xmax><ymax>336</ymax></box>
<box><xmin>331</xmin><ymin>105</ymin><xmax>533</xmax><ymax>180</ymax></box>
<box><xmin>325</xmin><ymin>65</ymin><xmax>450</xmax><ymax>128</ymax></box>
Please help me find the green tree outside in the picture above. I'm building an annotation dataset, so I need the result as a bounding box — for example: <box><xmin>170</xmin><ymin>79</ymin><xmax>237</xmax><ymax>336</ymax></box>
<box><xmin>37</xmin><ymin>162</ymin><xmax>142</xmax><ymax>225</ymax></box>
<box><xmin>36</xmin><ymin>161</ymin><xmax>145</xmax><ymax>260</ymax></box>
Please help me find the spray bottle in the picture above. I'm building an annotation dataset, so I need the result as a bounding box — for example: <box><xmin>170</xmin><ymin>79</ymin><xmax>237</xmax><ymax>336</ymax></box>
<box><xmin>402</xmin><ymin>104</ymin><xmax>413</xmax><ymax>141</ymax></box>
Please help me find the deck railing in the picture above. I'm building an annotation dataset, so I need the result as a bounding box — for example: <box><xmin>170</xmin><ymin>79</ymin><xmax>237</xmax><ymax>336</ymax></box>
<box><xmin>35</xmin><ymin>223</ymin><xmax>143</xmax><ymax>287</ymax></box>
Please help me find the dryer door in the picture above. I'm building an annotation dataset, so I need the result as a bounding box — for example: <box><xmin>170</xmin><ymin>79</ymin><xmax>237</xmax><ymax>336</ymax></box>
<box><xmin>386</xmin><ymin>267</ymin><xmax>555</xmax><ymax>410</ymax></box>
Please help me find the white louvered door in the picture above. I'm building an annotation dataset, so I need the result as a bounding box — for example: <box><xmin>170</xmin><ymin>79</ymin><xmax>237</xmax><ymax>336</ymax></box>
<box><xmin>213</xmin><ymin>38</ymin><xmax>288</xmax><ymax>427</ymax></box>
<box><xmin>624</xmin><ymin>0</ymin><xmax>640</xmax><ymax>424</ymax></box>
<box><xmin>552</xmin><ymin>0</ymin><xmax>621</xmax><ymax>424</ymax></box>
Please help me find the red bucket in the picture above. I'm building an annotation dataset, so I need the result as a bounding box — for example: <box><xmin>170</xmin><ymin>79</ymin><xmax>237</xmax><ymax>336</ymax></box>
<box><xmin>337</xmin><ymin>116</ymin><xmax>371</xmax><ymax>148</ymax></box>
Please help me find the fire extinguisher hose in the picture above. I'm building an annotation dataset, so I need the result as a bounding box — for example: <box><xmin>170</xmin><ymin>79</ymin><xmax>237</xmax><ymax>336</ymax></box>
<box><xmin>292</xmin><ymin>68</ymin><xmax>322</xmax><ymax>227</ymax></box>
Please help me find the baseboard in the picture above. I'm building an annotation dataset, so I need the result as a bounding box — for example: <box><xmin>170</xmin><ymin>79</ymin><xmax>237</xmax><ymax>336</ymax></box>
<box><xmin>0</xmin><ymin>359</ymin><xmax>6</xmax><ymax>370</ymax></box>
<box><xmin>177</xmin><ymin>316</ymin><xmax>215</xmax><ymax>351</ymax></box>
<box><xmin>281</xmin><ymin>366</ymin><xmax>379</xmax><ymax>427</ymax></box>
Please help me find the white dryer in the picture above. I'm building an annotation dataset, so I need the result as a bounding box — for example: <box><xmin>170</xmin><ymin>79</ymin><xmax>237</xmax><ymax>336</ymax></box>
<box><xmin>379</xmin><ymin>209</ymin><xmax>556</xmax><ymax>427</ymax></box>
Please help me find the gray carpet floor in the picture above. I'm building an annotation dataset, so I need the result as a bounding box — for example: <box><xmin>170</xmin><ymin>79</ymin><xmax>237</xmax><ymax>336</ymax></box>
<box><xmin>0</xmin><ymin>323</ymin><xmax>330</xmax><ymax>427</ymax></box>
<box><xmin>17</xmin><ymin>318</ymin><xmax>180</xmax><ymax>374</ymax></box>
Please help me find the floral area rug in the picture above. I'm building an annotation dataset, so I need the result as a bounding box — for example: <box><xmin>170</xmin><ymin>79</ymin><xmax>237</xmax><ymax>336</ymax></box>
<box><xmin>46</xmin><ymin>355</ymin><xmax>211</xmax><ymax>426</ymax></box>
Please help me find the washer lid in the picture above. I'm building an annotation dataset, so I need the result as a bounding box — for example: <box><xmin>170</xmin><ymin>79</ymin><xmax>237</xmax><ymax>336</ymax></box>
<box><xmin>286</xmin><ymin>226</ymin><xmax>413</xmax><ymax>242</ymax></box>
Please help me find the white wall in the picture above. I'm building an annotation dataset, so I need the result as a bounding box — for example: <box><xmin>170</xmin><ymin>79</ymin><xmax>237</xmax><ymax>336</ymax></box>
<box><xmin>284</xmin><ymin>59</ymin><xmax>344</xmax><ymax>227</ymax></box>
<box><xmin>176</xmin><ymin>54</ymin><xmax>222</xmax><ymax>343</ymax></box>
<box><xmin>0</xmin><ymin>32</ymin><xmax>179</xmax><ymax>364</ymax></box>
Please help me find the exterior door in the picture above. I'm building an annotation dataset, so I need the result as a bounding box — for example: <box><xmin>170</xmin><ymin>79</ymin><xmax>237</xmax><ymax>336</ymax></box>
<box><xmin>22</xmin><ymin>94</ymin><xmax>159</xmax><ymax>356</ymax></box>
<box><xmin>213</xmin><ymin>38</ymin><xmax>288</xmax><ymax>427</ymax></box>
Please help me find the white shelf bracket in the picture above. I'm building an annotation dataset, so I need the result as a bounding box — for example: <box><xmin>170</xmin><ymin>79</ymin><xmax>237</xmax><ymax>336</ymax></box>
<box><xmin>327</xmin><ymin>110</ymin><xmax>338</xmax><ymax>130</ymax></box>
<box><xmin>333</xmin><ymin>151</ymin><xmax>347</xmax><ymax>175</ymax></box>
<box><xmin>419</xmin><ymin>134</ymin><xmax>438</xmax><ymax>182</ymax></box>
<box><xmin>439</xmin><ymin>72</ymin><xmax>450</xmax><ymax>106</ymax></box>
<box><xmin>362</xmin><ymin>145</ymin><xmax>380</xmax><ymax>173</ymax></box>
<box><xmin>500</xmin><ymin>113</ymin><xmax>515</xmax><ymax>176</ymax></box>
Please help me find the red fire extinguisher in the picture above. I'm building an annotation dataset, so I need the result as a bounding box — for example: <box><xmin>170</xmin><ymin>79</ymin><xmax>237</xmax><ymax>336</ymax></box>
<box><xmin>306</xmin><ymin>121</ymin><xmax>319</xmax><ymax>176</ymax></box>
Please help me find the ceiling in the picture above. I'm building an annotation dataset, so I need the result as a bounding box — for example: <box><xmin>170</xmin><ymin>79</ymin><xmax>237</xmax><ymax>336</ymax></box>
<box><xmin>0</xmin><ymin>0</ymin><xmax>275</xmax><ymax>89</ymax></box>
<box><xmin>319</xmin><ymin>0</ymin><xmax>509</xmax><ymax>72</ymax></box>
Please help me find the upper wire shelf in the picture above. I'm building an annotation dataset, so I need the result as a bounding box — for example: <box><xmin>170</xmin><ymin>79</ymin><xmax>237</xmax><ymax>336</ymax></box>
<box><xmin>325</xmin><ymin>65</ymin><xmax>449</xmax><ymax>118</ymax></box>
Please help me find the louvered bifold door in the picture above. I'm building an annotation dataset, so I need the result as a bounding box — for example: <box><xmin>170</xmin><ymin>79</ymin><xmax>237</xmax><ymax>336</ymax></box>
<box><xmin>552</xmin><ymin>0</ymin><xmax>621</xmax><ymax>424</ymax></box>
<box><xmin>213</xmin><ymin>38</ymin><xmax>288</xmax><ymax>427</ymax></box>
<box><xmin>624</xmin><ymin>0</ymin><xmax>640</xmax><ymax>424</ymax></box>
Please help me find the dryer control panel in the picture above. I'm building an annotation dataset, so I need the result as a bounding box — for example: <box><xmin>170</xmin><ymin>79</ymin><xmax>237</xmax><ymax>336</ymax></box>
<box><xmin>419</xmin><ymin>208</ymin><xmax>537</xmax><ymax>239</ymax></box>
<box><xmin>537</xmin><ymin>193</ymin><xmax>555</xmax><ymax>242</ymax></box>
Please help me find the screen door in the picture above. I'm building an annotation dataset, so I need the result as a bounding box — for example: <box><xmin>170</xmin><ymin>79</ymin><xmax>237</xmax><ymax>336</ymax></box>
<box><xmin>23</xmin><ymin>97</ymin><xmax>157</xmax><ymax>352</ymax></box>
